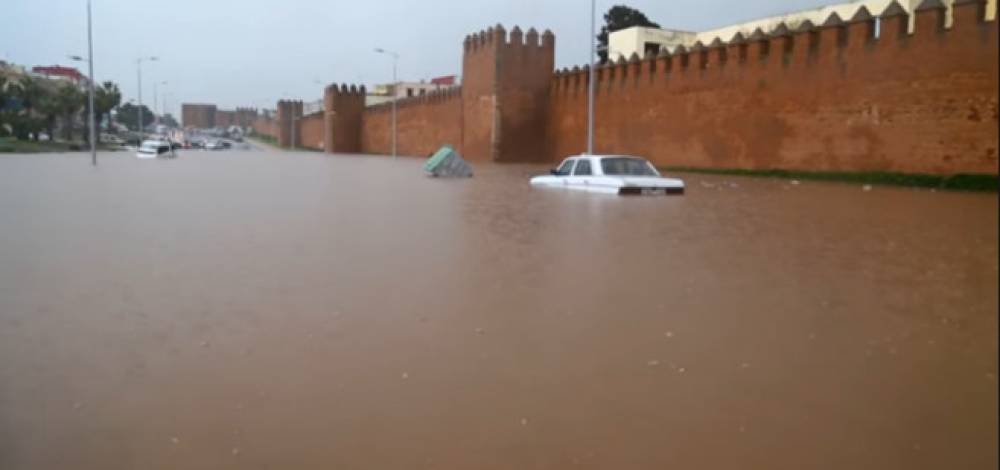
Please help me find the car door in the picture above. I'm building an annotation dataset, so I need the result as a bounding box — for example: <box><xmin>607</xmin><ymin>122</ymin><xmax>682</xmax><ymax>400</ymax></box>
<box><xmin>568</xmin><ymin>158</ymin><xmax>593</xmax><ymax>187</ymax></box>
<box><xmin>551</xmin><ymin>159</ymin><xmax>576</xmax><ymax>185</ymax></box>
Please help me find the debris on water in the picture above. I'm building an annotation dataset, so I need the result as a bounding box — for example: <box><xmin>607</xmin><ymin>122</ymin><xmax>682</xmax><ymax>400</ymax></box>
<box><xmin>790</xmin><ymin>180</ymin><xmax>801</xmax><ymax>186</ymax></box>
<box><xmin>664</xmin><ymin>331</ymin><xmax>674</xmax><ymax>338</ymax></box>
<box><xmin>475</xmin><ymin>328</ymin><xmax>485</xmax><ymax>335</ymax></box>
<box><xmin>808</xmin><ymin>333</ymin><xmax>816</xmax><ymax>340</ymax></box>
<box><xmin>424</xmin><ymin>145</ymin><xmax>473</xmax><ymax>177</ymax></box>
<box><xmin>677</xmin><ymin>367</ymin><xmax>686</xmax><ymax>373</ymax></box>
<box><xmin>200</xmin><ymin>341</ymin><xmax>209</xmax><ymax>348</ymax></box>
<box><xmin>986</xmin><ymin>373</ymin><xmax>996</xmax><ymax>381</ymax></box>
<box><xmin>232</xmin><ymin>448</ymin><xmax>240</xmax><ymax>456</ymax></box>
<box><xmin>72</xmin><ymin>402</ymin><xmax>82</xmax><ymax>410</ymax></box>
<box><xmin>739</xmin><ymin>425</ymin><xmax>746</xmax><ymax>433</ymax></box>
<box><xmin>740</xmin><ymin>362</ymin><xmax>751</xmax><ymax>369</ymax></box>
<box><xmin>401</xmin><ymin>372</ymin><xmax>409</xmax><ymax>380</ymax></box>
<box><xmin>699</xmin><ymin>181</ymin><xmax>715</xmax><ymax>189</ymax></box>
<box><xmin>171</xmin><ymin>437</ymin><xmax>180</xmax><ymax>444</ymax></box>
<box><xmin>647</xmin><ymin>360</ymin><xmax>661</xmax><ymax>367</ymax></box>
<box><xmin>520</xmin><ymin>418</ymin><xmax>529</xmax><ymax>426</ymax></box>
<box><xmin>728</xmin><ymin>182</ymin><xmax>740</xmax><ymax>188</ymax></box>
<box><xmin>862</xmin><ymin>184</ymin><xmax>873</xmax><ymax>192</ymax></box>
<box><xmin>888</xmin><ymin>347</ymin><xmax>898</xmax><ymax>355</ymax></box>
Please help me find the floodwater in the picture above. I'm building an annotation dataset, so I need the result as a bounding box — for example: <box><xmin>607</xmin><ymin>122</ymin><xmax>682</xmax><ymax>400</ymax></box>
<box><xmin>1</xmin><ymin>149</ymin><xmax>996</xmax><ymax>470</ymax></box>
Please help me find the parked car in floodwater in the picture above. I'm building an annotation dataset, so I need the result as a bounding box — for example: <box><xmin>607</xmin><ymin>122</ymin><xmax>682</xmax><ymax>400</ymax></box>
<box><xmin>530</xmin><ymin>155</ymin><xmax>685</xmax><ymax>195</ymax></box>
<box><xmin>136</xmin><ymin>140</ymin><xmax>177</xmax><ymax>159</ymax></box>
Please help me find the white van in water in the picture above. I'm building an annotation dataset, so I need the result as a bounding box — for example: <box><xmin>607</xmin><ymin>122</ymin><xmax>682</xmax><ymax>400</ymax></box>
<box><xmin>530</xmin><ymin>155</ymin><xmax>685</xmax><ymax>195</ymax></box>
<box><xmin>136</xmin><ymin>140</ymin><xmax>176</xmax><ymax>159</ymax></box>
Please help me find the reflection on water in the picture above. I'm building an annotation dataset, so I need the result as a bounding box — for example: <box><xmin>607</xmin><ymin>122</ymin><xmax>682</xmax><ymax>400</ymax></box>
<box><xmin>0</xmin><ymin>151</ymin><xmax>997</xmax><ymax>469</ymax></box>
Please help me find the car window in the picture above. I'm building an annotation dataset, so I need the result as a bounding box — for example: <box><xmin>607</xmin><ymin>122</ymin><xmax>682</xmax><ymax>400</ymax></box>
<box><xmin>601</xmin><ymin>158</ymin><xmax>659</xmax><ymax>176</ymax></box>
<box><xmin>554</xmin><ymin>160</ymin><xmax>575</xmax><ymax>176</ymax></box>
<box><xmin>574</xmin><ymin>160</ymin><xmax>592</xmax><ymax>176</ymax></box>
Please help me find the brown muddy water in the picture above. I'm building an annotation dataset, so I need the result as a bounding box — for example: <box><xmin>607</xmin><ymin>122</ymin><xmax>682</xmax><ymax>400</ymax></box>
<box><xmin>0</xmin><ymin>149</ymin><xmax>997</xmax><ymax>470</ymax></box>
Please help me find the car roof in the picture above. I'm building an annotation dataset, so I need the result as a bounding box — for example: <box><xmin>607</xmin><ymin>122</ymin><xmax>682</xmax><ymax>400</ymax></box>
<box><xmin>570</xmin><ymin>154</ymin><xmax>646</xmax><ymax>160</ymax></box>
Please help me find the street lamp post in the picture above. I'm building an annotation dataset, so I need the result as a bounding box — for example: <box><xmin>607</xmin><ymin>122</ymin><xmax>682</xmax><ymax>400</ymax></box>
<box><xmin>588</xmin><ymin>0</ymin><xmax>596</xmax><ymax>156</ymax></box>
<box><xmin>162</xmin><ymin>91</ymin><xmax>172</xmax><ymax>126</ymax></box>
<box><xmin>153</xmin><ymin>80</ymin><xmax>167</xmax><ymax>127</ymax></box>
<box><xmin>136</xmin><ymin>56</ymin><xmax>158</xmax><ymax>136</ymax></box>
<box><xmin>70</xmin><ymin>0</ymin><xmax>97</xmax><ymax>165</ymax></box>
<box><xmin>374</xmin><ymin>48</ymin><xmax>398</xmax><ymax>158</ymax></box>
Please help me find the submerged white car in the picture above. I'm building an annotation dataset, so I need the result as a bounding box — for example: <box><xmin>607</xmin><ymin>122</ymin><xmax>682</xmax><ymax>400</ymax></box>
<box><xmin>136</xmin><ymin>140</ymin><xmax>176</xmax><ymax>159</ymax></box>
<box><xmin>530</xmin><ymin>155</ymin><xmax>685</xmax><ymax>195</ymax></box>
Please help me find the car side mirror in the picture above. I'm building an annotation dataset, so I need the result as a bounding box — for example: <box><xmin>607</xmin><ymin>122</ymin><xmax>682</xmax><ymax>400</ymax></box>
<box><xmin>550</xmin><ymin>169</ymin><xmax>559</xmax><ymax>175</ymax></box>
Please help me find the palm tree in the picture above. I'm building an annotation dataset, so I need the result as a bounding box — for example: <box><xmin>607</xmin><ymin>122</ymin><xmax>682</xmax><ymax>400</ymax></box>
<box><xmin>94</xmin><ymin>81</ymin><xmax>121</xmax><ymax>134</ymax></box>
<box><xmin>12</xmin><ymin>76</ymin><xmax>45</xmax><ymax>140</ymax></box>
<box><xmin>37</xmin><ymin>90</ymin><xmax>62</xmax><ymax>141</ymax></box>
<box><xmin>55</xmin><ymin>83</ymin><xmax>84</xmax><ymax>141</ymax></box>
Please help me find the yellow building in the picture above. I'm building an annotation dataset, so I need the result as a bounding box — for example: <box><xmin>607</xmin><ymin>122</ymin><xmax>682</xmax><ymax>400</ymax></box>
<box><xmin>607</xmin><ymin>0</ymin><xmax>995</xmax><ymax>60</ymax></box>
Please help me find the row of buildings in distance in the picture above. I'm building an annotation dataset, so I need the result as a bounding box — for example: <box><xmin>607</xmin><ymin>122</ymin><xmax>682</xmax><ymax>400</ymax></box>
<box><xmin>607</xmin><ymin>0</ymin><xmax>996</xmax><ymax>60</ymax></box>
<box><xmin>184</xmin><ymin>75</ymin><xmax>458</xmax><ymax>129</ymax></box>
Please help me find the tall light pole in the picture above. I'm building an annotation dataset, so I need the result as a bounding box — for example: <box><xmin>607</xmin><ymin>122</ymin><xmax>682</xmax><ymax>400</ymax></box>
<box><xmin>374</xmin><ymin>47</ymin><xmax>398</xmax><ymax>158</ymax></box>
<box><xmin>136</xmin><ymin>56</ymin><xmax>157</xmax><ymax>136</ymax></box>
<box><xmin>152</xmin><ymin>80</ymin><xmax>167</xmax><ymax>127</ymax></box>
<box><xmin>588</xmin><ymin>0</ymin><xmax>597</xmax><ymax>155</ymax></box>
<box><xmin>162</xmin><ymin>91</ymin><xmax>172</xmax><ymax>126</ymax></box>
<box><xmin>69</xmin><ymin>0</ymin><xmax>97</xmax><ymax>165</ymax></box>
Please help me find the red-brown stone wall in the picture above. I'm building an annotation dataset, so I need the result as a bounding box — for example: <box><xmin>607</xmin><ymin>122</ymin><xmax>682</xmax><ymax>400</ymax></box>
<box><xmin>251</xmin><ymin>118</ymin><xmax>278</xmax><ymax>139</ymax></box>
<box><xmin>297</xmin><ymin>112</ymin><xmax>325</xmax><ymax>150</ymax></box>
<box><xmin>325</xmin><ymin>85</ymin><xmax>365</xmax><ymax>153</ymax></box>
<box><xmin>546</xmin><ymin>7</ymin><xmax>998</xmax><ymax>174</ymax></box>
<box><xmin>460</xmin><ymin>29</ymin><xmax>501</xmax><ymax>161</ymax></box>
<box><xmin>360</xmin><ymin>90</ymin><xmax>463</xmax><ymax>157</ymax></box>
<box><xmin>496</xmin><ymin>28</ymin><xmax>555</xmax><ymax>162</ymax></box>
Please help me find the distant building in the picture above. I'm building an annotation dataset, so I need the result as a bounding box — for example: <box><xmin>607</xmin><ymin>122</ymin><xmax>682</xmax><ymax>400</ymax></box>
<box><xmin>182</xmin><ymin>103</ymin><xmax>217</xmax><ymax>129</ymax></box>
<box><xmin>371</xmin><ymin>75</ymin><xmax>460</xmax><ymax>100</ymax></box>
<box><xmin>215</xmin><ymin>109</ymin><xmax>236</xmax><ymax>128</ymax></box>
<box><xmin>430</xmin><ymin>75</ymin><xmax>457</xmax><ymax>86</ymax></box>
<box><xmin>31</xmin><ymin>65</ymin><xmax>88</xmax><ymax>87</ymax></box>
<box><xmin>606</xmin><ymin>0</ymin><xmax>989</xmax><ymax>60</ymax></box>
<box><xmin>182</xmin><ymin>103</ymin><xmax>258</xmax><ymax>129</ymax></box>
<box><xmin>302</xmin><ymin>99</ymin><xmax>324</xmax><ymax>115</ymax></box>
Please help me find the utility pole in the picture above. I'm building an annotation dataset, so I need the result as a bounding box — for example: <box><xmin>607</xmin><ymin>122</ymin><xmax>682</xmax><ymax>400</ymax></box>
<box><xmin>69</xmin><ymin>1</ymin><xmax>98</xmax><ymax>165</ymax></box>
<box><xmin>136</xmin><ymin>56</ymin><xmax>157</xmax><ymax>137</ymax></box>
<box><xmin>153</xmin><ymin>81</ymin><xmax>166</xmax><ymax>127</ymax></box>
<box><xmin>375</xmin><ymin>48</ymin><xmax>399</xmax><ymax>158</ymax></box>
<box><xmin>588</xmin><ymin>0</ymin><xmax>596</xmax><ymax>156</ymax></box>
<box><xmin>291</xmin><ymin>106</ymin><xmax>296</xmax><ymax>149</ymax></box>
<box><xmin>86</xmin><ymin>0</ymin><xmax>96</xmax><ymax>165</ymax></box>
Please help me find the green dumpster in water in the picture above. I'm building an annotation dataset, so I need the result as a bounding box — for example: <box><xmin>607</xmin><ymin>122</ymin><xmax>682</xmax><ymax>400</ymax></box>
<box><xmin>424</xmin><ymin>145</ymin><xmax>473</xmax><ymax>177</ymax></box>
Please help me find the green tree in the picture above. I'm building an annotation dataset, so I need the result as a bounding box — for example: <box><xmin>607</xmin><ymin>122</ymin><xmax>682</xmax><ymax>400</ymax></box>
<box><xmin>160</xmin><ymin>113</ymin><xmax>179</xmax><ymax>128</ymax></box>
<box><xmin>0</xmin><ymin>75</ymin><xmax>8</xmax><ymax>112</ymax></box>
<box><xmin>94</xmin><ymin>81</ymin><xmax>121</xmax><ymax>133</ymax></box>
<box><xmin>36</xmin><ymin>89</ymin><xmax>62</xmax><ymax>141</ymax></box>
<box><xmin>54</xmin><ymin>83</ymin><xmax>84</xmax><ymax>141</ymax></box>
<box><xmin>597</xmin><ymin>5</ymin><xmax>661</xmax><ymax>63</ymax></box>
<box><xmin>116</xmin><ymin>102</ymin><xmax>154</xmax><ymax>131</ymax></box>
<box><xmin>11</xmin><ymin>77</ymin><xmax>46</xmax><ymax>140</ymax></box>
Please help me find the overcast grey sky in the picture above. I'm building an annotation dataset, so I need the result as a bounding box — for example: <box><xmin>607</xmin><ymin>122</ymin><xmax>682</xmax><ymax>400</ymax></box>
<box><xmin>3</xmin><ymin>0</ymin><xmax>838</xmax><ymax>115</ymax></box>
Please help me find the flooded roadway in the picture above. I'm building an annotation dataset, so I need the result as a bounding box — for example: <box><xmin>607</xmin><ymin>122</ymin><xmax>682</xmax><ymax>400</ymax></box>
<box><xmin>0</xmin><ymin>150</ymin><xmax>996</xmax><ymax>469</ymax></box>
